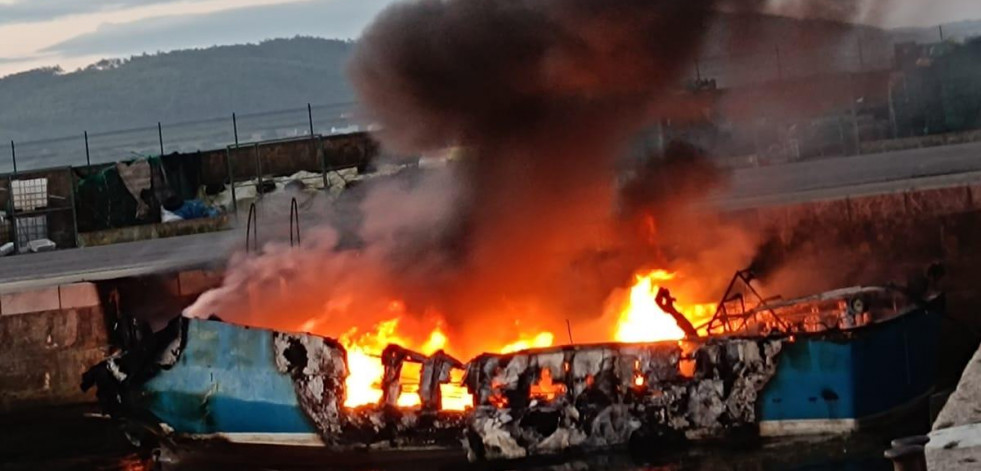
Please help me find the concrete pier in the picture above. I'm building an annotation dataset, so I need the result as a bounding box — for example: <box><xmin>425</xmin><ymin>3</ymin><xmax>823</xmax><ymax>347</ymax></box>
<box><xmin>927</xmin><ymin>345</ymin><xmax>981</xmax><ymax>469</ymax></box>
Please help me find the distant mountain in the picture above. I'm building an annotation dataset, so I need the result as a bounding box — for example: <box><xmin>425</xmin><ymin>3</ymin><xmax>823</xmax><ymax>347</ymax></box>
<box><xmin>0</xmin><ymin>37</ymin><xmax>357</xmax><ymax>143</ymax></box>
<box><xmin>2</xmin><ymin>15</ymin><xmax>971</xmax><ymax>145</ymax></box>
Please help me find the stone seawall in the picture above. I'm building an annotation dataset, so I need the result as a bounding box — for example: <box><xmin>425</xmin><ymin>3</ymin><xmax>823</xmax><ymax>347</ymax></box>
<box><xmin>0</xmin><ymin>283</ymin><xmax>105</xmax><ymax>411</ymax></box>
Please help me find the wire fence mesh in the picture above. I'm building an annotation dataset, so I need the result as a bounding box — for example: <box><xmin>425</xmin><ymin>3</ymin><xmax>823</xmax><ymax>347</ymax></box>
<box><xmin>1</xmin><ymin>102</ymin><xmax>359</xmax><ymax>174</ymax></box>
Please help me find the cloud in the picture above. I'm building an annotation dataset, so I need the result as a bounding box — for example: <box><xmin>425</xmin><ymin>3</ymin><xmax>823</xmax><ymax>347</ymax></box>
<box><xmin>0</xmin><ymin>0</ymin><xmax>317</xmax><ymax>60</ymax></box>
<box><xmin>0</xmin><ymin>0</ymin><xmax>186</xmax><ymax>26</ymax></box>
<box><xmin>40</xmin><ymin>0</ymin><xmax>393</xmax><ymax>57</ymax></box>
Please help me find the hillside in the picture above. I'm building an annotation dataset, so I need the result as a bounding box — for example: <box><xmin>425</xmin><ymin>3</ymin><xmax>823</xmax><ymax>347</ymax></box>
<box><xmin>0</xmin><ymin>37</ymin><xmax>357</xmax><ymax>143</ymax></box>
<box><xmin>0</xmin><ymin>14</ymin><xmax>944</xmax><ymax>146</ymax></box>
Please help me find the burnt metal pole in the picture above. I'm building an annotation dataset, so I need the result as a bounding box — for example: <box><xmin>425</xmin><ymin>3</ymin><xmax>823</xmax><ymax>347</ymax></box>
<box><xmin>565</xmin><ymin>320</ymin><xmax>575</xmax><ymax>345</ymax></box>
<box><xmin>84</xmin><ymin>131</ymin><xmax>91</xmax><ymax>167</ymax></box>
<box><xmin>157</xmin><ymin>122</ymin><xmax>164</xmax><ymax>156</ymax></box>
<box><xmin>246</xmin><ymin>202</ymin><xmax>258</xmax><ymax>254</ymax></box>
<box><xmin>290</xmin><ymin>197</ymin><xmax>300</xmax><ymax>248</ymax></box>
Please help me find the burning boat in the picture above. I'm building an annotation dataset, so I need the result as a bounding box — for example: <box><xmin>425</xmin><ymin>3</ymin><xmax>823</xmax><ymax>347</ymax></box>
<box><xmin>82</xmin><ymin>270</ymin><xmax>944</xmax><ymax>461</ymax></box>
<box><xmin>462</xmin><ymin>280</ymin><xmax>944</xmax><ymax>460</ymax></box>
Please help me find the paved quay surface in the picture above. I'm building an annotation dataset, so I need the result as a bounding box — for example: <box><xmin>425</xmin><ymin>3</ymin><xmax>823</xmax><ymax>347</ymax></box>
<box><xmin>0</xmin><ymin>231</ymin><xmax>233</xmax><ymax>292</ymax></box>
<box><xmin>2</xmin><ymin>142</ymin><xmax>981</xmax><ymax>290</ymax></box>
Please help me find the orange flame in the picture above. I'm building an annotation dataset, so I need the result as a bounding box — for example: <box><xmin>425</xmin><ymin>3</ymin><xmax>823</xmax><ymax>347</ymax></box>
<box><xmin>613</xmin><ymin>270</ymin><xmax>715</xmax><ymax>343</ymax></box>
<box><xmin>289</xmin><ymin>264</ymin><xmax>714</xmax><ymax>412</ymax></box>
<box><xmin>530</xmin><ymin>368</ymin><xmax>566</xmax><ymax>402</ymax></box>
<box><xmin>501</xmin><ymin>332</ymin><xmax>555</xmax><ymax>354</ymax></box>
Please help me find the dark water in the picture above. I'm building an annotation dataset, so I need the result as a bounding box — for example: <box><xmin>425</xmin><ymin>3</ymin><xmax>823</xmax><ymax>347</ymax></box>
<box><xmin>0</xmin><ymin>405</ymin><xmax>902</xmax><ymax>471</ymax></box>
<box><xmin>154</xmin><ymin>435</ymin><xmax>893</xmax><ymax>471</ymax></box>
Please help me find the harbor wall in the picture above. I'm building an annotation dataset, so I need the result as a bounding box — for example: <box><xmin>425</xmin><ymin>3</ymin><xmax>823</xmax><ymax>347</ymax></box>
<box><xmin>0</xmin><ymin>272</ymin><xmax>221</xmax><ymax>412</ymax></box>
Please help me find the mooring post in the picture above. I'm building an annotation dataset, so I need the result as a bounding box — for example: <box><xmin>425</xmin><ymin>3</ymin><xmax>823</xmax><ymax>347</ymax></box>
<box><xmin>883</xmin><ymin>441</ymin><xmax>928</xmax><ymax>471</ymax></box>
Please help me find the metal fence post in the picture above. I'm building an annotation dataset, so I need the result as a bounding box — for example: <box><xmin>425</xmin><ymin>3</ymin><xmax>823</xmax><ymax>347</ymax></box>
<box><xmin>233</xmin><ymin>113</ymin><xmax>239</xmax><ymax>146</ymax></box>
<box><xmin>158</xmin><ymin>122</ymin><xmax>164</xmax><ymax>156</ymax></box>
<box><xmin>229</xmin><ymin>113</ymin><xmax>240</xmax><ymax>217</ymax></box>
<box><xmin>254</xmin><ymin>143</ymin><xmax>263</xmax><ymax>200</ymax></box>
<box><xmin>7</xmin><ymin>175</ymin><xmax>17</xmax><ymax>253</ymax></box>
<box><xmin>69</xmin><ymin>167</ymin><xmax>79</xmax><ymax>248</ymax></box>
<box><xmin>307</xmin><ymin>104</ymin><xmax>315</xmax><ymax>137</ymax></box>
<box><xmin>84</xmin><ymin>131</ymin><xmax>91</xmax><ymax>167</ymax></box>
<box><xmin>225</xmin><ymin>147</ymin><xmax>237</xmax><ymax>216</ymax></box>
<box><xmin>309</xmin><ymin>104</ymin><xmax>328</xmax><ymax>189</ymax></box>
<box><xmin>10</xmin><ymin>141</ymin><xmax>16</xmax><ymax>175</ymax></box>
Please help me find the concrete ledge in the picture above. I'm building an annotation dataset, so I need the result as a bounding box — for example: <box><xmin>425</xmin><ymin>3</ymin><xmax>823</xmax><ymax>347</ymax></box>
<box><xmin>0</xmin><ymin>287</ymin><xmax>60</xmax><ymax>316</ymax></box>
<box><xmin>1</xmin><ymin>282</ymin><xmax>100</xmax><ymax>316</ymax></box>
<box><xmin>58</xmin><ymin>283</ymin><xmax>100</xmax><ymax>310</ymax></box>
<box><xmin>78</xmin><ymin>216</ymin><xmax>230</xmax><ymax>248</ymax></box>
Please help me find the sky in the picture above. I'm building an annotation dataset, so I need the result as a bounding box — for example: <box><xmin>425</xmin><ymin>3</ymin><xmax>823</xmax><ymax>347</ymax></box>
<box><xmin>1</xmin><ymin>0</ymin><xmax>980</xmax><ymax>78</ymax></box>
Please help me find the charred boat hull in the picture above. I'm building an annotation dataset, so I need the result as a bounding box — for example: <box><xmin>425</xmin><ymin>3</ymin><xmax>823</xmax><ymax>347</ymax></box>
<box><xmin>82</xmin><ymin>291</ymin><xmax>945</xmax><ymax>459</ymax></box>
<box><xmin>84</xmin><ymin>318</ymin><xmax>468</xmax><ymax>450</ymax></box>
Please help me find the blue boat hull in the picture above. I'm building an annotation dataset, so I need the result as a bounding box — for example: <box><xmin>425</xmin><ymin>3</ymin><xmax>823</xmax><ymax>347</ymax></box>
<box><xmin>136</xmin><ymin>320</ymin><xmax>322</xmax><ymax>444</ymax></box>
<box><xmin>759</xmin><ymin>304</ymin><xmax>942</xmax><ymax>435</ymax></box>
